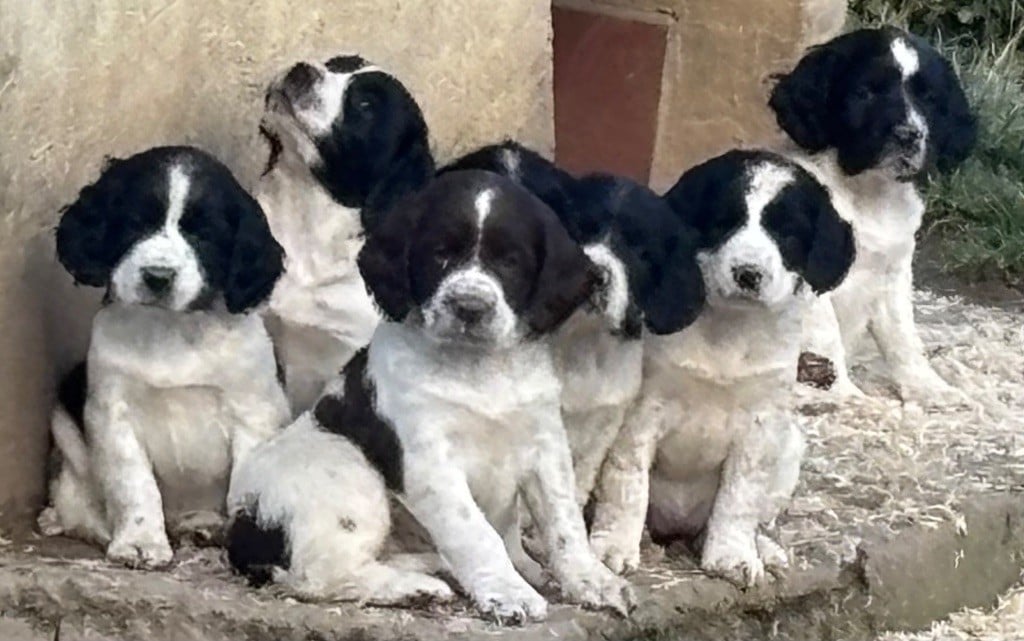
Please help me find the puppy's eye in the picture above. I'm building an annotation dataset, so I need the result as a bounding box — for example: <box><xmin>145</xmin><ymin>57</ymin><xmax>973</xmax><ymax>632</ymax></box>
<box><xmin>854</xmin><ymin>86</ymin><xmax>876</xmax><ymax>101</ymax></box>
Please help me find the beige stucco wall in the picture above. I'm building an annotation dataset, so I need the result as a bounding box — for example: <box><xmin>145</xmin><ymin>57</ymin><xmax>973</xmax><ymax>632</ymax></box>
<box><xmin>568</xmin><ymin>0</ymin><xmax>846</xmax><ymax>192</ymax></box>
<box><xmin>0</xmin><ymin>0</ymin><xmax>555</xmax><ymax>533</ymax></box>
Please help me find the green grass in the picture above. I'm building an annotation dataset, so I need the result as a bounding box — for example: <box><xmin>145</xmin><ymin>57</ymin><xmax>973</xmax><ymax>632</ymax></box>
<box><xmin>850</xmin><ymin>1</ymin><xmax>1024</xmax><ymax>285</ymax></box>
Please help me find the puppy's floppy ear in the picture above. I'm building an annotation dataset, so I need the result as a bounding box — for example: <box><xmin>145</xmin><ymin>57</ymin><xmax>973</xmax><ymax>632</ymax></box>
<box><xmin>357</xmin><ymin>189</ymin><xmax>423</xmax><ymax>321</ymax></box>
<box><xmin>224</xmin><ymin>188</ymin><xmax>285</xmax><ymax>314</ymax></box>
<box><xmin>362</xmin><ymin>132</ymin><xmax>435</xmax><ymax>233</ymax></box>
<box><xmin>769</xmin><ymin>45</ymin><xmax>842</xmax><ymax>152</ymax></box>
<box><xmin>798</xmin><ymin>182</ymin><xmax>856</xmax><ymax>292</ymax></box>
<box><xmin>524</xmin><ymin>202</ymin><xmax>600</xmax><ymax>335</ymax></box>
<box><xmin>909</xmin><ymin>39</ymin><xmax>977</xmax><ymax>172</ymax></box>
<box><xmin>663</xmin><ymin>152</ymin><xmax>746</xmax><ymax>250</ymax></box>
<box><xmin>55</xmin><ymin>156</ymin><xmax>143</xmax><ymax>287</ymax></box>
<box><xmin>628</xmin><ymin>227</ymin><xmax>706</xmax><ymax>335</ymax></box>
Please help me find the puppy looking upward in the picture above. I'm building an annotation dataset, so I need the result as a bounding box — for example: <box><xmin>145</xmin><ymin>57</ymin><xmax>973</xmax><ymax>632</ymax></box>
<box><xmin>257</xmin><ymin>54</ymin><xmax>434</xmax><ymax>413</ymax></box>
<box><xmin>589</xmin><ymin>150</ymin><xmax>855</xmax><ymax>586</ymax></box>
<box><xmin>441</xmin><ymin>142</ymin><xmax>706</xmax><ymax>505</ymax></box>
<box><xmin>39</xmin><ymin>146</ymin><xmax>289</xmax><ymax>569</ymax></box>
<box><xmin>227</xmin><ymin>171</ymin><xmax>632</xmax><ymax>621</ymax></box>
<box><xmin>769</xmin><ymin>27</ymin><xmax>976</xmax><ymax>401</ymax></box>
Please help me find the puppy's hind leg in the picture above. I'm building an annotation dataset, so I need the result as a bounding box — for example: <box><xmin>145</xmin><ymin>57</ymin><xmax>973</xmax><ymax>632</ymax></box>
<box><xmin>349</xmin><ymin>562</ymin><xmax>454</xmax><ymax>606</ymax></box>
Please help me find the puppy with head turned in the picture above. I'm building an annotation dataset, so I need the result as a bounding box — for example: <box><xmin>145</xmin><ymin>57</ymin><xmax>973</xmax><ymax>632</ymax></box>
<box><xmin>769</xmin><ymin>27</ymin><xmax>976</xmax><ymax>402</ymax></box>
<box><xmin>589</xmin><ymin>150</ymin><xmax>855</xmax><ymax>586</ymax></box>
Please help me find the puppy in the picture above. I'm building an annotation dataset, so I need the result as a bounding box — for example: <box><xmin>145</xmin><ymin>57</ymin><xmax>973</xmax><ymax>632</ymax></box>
<box><xmin>258</xmin><ymin>54</ymin><xmax>434</xmax><ymax>413</ymax></box>
<box><xmin>227</xmin><ymin>170</ymin><xmax>632</xmax><ymax>620</ymax></box>
<box><xmin>38</xmin><ymin>146</ymin><xmax>289</xmax><ymax>569</ymax></box>
<box><xmin>768</xmin><ymin>27</ymin><xmax>976</xmax><ymax>400</ymax></box>
<box><xmin>589</xmin><ymin>150</ymin><xmax>855</xmax><ymax>586</ymax></box>
<box><xmin>441</xmin><ymin>142</ymin><xmax>706</xmax><ymax>504</ymax></box>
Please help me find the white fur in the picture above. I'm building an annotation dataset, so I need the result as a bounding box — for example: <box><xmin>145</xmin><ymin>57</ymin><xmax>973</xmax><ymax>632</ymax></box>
<box><xmin>552</xmin><ymin>243</ymin><xmax>640</xmax><ymax>505</ymax></box>
<box><xmin>589</xmin><ymin>171</ymin><xmax>809</xmax><ymax>586</ymax></box>
<box><xmin>891</xmin><ymin>38</ymin><xmax>920</xmax><ymax>78</ymax></box>
<box><xmin>370</xmin><ymin>321</ymin><xmax>631</xmax><ymax>619</ymax></box>
<box><xmin>227</xmin><ymin>414</ymin><xmax>453</xmax><ymax>604</ymax></box>
<box><xmin>110</xmin><ymin>166</ymin><xmax>205</xmax><ymax>312</ymax></box>
<box><xmin>41</xmin><ymin>304</ymin><xmax>290</xmax><ymax>568</ymax></box>
<box><xmin>791</xmin><ymin>149</ymin><xmax>954</xmax><ymax>402</ymax></box>
<box><xmin>420</xmin><ymin>266</ymin><xmax>518</xmax><ymax>348</ymax></box>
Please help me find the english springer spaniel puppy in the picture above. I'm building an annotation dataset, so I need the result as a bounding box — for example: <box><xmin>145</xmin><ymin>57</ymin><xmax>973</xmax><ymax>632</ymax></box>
<box><xmin>768</xmin><ymin>27</ymin><xmax>976</xmax><ymax>401</ymax></box>
<box><xmin>441</xmin><ymin>142</ymin><xmax>706</xmax><ymax>505</ymax></box>
<box><xmin>257</xmin><ymin>54</ymin><xmax>434</xmax><ymax>414</ymax></box>
<box><xmin>226</xmin><ymin>171</ymin><xmax>633</xmax><ymax>621</ymax></box>
<box><xmin>37</xmin><ymin>146</ymin><xmax>289</xmax><ymax>569</ymax></box>
<box><xmin>589</xmin><ymin>150</ymin><xmax>855</xmax><ymax>586</ymax></box>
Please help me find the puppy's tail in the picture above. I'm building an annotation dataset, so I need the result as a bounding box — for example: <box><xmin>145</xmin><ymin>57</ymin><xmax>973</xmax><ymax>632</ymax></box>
<box><xmin>226</xmin><ymin>507</ymin><xmax>289</xmax><ymax>587</ymax></box>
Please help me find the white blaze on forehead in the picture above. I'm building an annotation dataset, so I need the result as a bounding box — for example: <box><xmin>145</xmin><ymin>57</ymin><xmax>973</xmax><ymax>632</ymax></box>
<box><xmin>500</xmin><ymin>148</ymin><xmax>521</xmax><ymax>178</ymax></box>
<box><xmin>891</xmin><ymin>38</ymin><xmax>920</xmax><ymax>80</ymax></box>
<box><xmin>744</xmin><ymin>162</ymin><xmax>795</xmax><ymax>223</ymax></box>
<box><xmin>475</xmin><ymin>188</ymin><xmax>495</xmax><ymax>228</ymax></box>
<box><xmin>166</xmin><ymin>164</ymin><xmax>191</xmax><ymax>225</ymax></box>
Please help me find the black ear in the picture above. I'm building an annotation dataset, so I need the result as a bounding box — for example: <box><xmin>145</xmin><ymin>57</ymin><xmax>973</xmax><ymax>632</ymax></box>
<box><xmin>55</xmin><ymin>157</ymin><xmax>151</xmax><ymax>287</ymax></box>
<box><xmin>662</xmin><ymin>151</ymin><xmax>748</xmax><ymax>250</ymax></box>
<box><xmin>357</xmin><ymin>190</ymin><xmax>423</xmax><ymax>321</ymax></box>
<box><xmin>362</xmin><ymin>137</ymin><xmax>435</xmax><ymax>232</ymax></box>
<box><xmin>524</xmin><ymin>205</ymin><xmax>600</xmax><ymax>335</ymax></box>
<box><xmin>911</xmin><ymin>45</ymin><xmax>977</xmax><ymax>172</ymax></box>
<box><xmin>795</xmin><ymin>182</ymin><xmax>855</xmax><ymax>294</ymax></box>
<box><xmin>629</xmin><ymin>230</ymin><xmax>706</xmax><ymax>335</ymax></box>
<box><xmin>224</xmin><ymin>189</ymin><xmax>285</xmax><ymax>314</ymax></box>
<box><xmin>769</xmin><ymin>45</ymin><xmax>842</xmax><ymax>152</ymax></box>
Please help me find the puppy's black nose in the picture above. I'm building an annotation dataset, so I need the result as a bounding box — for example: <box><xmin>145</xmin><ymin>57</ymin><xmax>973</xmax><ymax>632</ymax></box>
<box><xmin>732</xmin><ymin>265</ymin><xmax>762</xmax><ymax>292</ymax></box>
<box><xmin>282</xmin><ymin>62</ymin><xmax>320</xmax><ymax>97</ymax></box>
<box><xmin>141</xmin><ymin>266</ymin><xmax>176</xmax><ymax>297</ymax></box>
<box><xmin>447</xmin><ymin>296</ymin><xmax>492</xmax><ymax>325</ymax></box>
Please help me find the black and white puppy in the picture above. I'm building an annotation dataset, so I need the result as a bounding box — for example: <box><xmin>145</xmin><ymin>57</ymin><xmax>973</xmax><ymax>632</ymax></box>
<box><xmin>441</xmin><ymin>142</ymin><xmax>706</xmax><ymax>505</ymax></box>
<box><xmin>769</xmin><ymin>27</ymin><xmax>976</xmax><ymax>401</ymax></box>
<box><xmin>38</xmin><ymin>146</ymin><xmax>290</xmax><ymax>569</ymax></box>
<box><xmin>227</xmin><ymin>171</ymin><xmax>632</xmax><ymax>620</ymax></box>
<box><xmin>589</xmin><ymin>150</ymin><xmax>855</xmax><ymax>586</ymax></box>
<box><xmin>258</xmin><ymin>54</ymin><xmax>434</xmax><ymax>413</ymax></box>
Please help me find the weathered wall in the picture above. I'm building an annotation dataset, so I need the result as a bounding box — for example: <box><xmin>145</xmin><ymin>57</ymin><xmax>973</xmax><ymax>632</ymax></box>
<box><xmin>0</xmin><ymin>0</ymin><xmax>555</xmax><ymax>533</ymax></box>
<box><xmin>561</xmin><ymin>0</ymin><xmax>846</xmax><ymax>191</ymax></box>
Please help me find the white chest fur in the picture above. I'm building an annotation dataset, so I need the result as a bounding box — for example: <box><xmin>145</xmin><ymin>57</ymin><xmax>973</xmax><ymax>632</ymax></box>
<box><xmin>367</xmin><ymin>322</ymin><xmax>562</xmax><ymax>509</ymax></box>
<box><xmin>88</xmin><ymin>304</ymin><xmax>284</xmax><ymax>515</ymax></box>
<box><xmin>551</xmin><ymin>310</ymin><xmax>642</xmax><ymax>413</ymax></box>
<box><xmin>645</xmin><ymin>303</ymin><xmax>802</xmax><ymax>478</ymax></box>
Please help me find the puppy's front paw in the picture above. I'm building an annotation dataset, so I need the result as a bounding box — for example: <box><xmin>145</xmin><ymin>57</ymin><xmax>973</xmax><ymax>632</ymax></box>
<box><xmin>589</xmin><ymin>533</ymin><xmax>640</xmax><ymax>575</ymax></box>
<box><xmin>473</xmin><ymin>576</ymin><xmax>548</xmax><ymax>624</ymax></box>
<box><xmin>37</xmin><ymin>507</ymin><xmax>64</xmax><ymax>537</ymax></box>
<box><xmin>559</xmin><ymin>561</ymin><xmax>635</xmax><ymax>617</ymax></box>
<box><xmin>898</xmin><ymin>374</ymin><xmax>963</xmax><ymax>408</ymax></box>
<box><xmin>701</xmin><ymin>537</ymin><xmax>765</xmax><ymax>588</ymax></box>
<box><xmin>107</xmin><ymin>532</ymin><xmax>173</xmax><ymax>569</ymax></box>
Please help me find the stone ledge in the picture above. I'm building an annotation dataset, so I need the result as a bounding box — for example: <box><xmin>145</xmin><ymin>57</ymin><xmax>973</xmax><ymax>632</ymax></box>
<box><xmin>0</xmin><ymin>493</ymin><xmax>1021</xmax><ymax>641</ymax></box>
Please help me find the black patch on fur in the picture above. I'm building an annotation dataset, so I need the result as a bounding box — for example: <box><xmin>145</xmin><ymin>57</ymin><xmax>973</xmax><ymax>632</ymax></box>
<box><xmin>663</xmin><ymin>150</ymin><xmax>757</xmax><ymax>250</ymax></box>
<box><xmin>56</xmin><ymin>146</ymin><xmax>284</xmax><ymax>313</ymax></box>
<box><xmin>313</xmin><ymin>348</ymin><xmax>404</xmax><ymax>492</ymax></box>
<box><xmin>308</xmin><ymin>70</ymin><xmax>434</xmax><ymax>228</ymax></box>
<box><xmin>226</xmin><ymin>508</ymin><xmax>289</xmax><ymax>587</ymax></box>
<box><xmin>258</xmin><ymin>122</ymin><xmax>283</xmax><ymax>177</ymax></box>
<box><xmin>57</xmin><ymin>362</ymin><xmax>88</xmax><ymax>433</ymax></box>
<box><xmin>357</xmin><ymin>170</ymin><xmax>598</xmax><ymax>334</ymax></box>
<box><xmin>769</xmin><ymin>27</ymin><xmax>976</xmax><ymax>176</ymax></box>
<box><xmin>761</xmin><ymin>167</ymin><xmax>855</xmax><ymax>293</ymax></box>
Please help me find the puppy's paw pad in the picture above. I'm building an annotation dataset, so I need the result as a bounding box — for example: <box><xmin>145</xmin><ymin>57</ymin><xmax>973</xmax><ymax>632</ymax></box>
<box><xmin>475</xmin><ymin>580</ymin><xmax>548</xmax><ymax>624</ymax></box>
<box><xmin>589</xmin><ymin>537</ymin><xmax>640</xmax><ymax>575</ymax></box>
<box><xmin>702</xmin><ymin>543</ymin><xmax>765</xmax><ymax>588</ymax></box>
<box><xmin>37</xmin><ymin>508</ymin><xmax>64</xmax><ymax>537</ymax></box>
<box><xmin>561</xmin><ymin>565</ymin><xmax>636</xmax><ymax>616</ymax></box>
<box><xmin>755</xmin><ymin>534</ymin><xmax>789</xmax><ymax>570</ymax></box>
<box><xmin>107</xmin><ymin>536</ymin><xmax>173</xmax><ymax>569</ymax></box>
